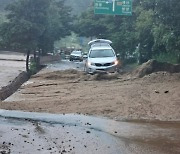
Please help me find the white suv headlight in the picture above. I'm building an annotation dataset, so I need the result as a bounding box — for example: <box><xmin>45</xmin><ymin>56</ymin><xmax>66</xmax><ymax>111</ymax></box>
<box><xmin>88</xmin><ymin>62</ymin><xmax>95</xmax><ymax>66</ymax></box>
<box><xmin>113</xmin><ymin>60</ymin><xmax>119</xmax><ymax>65</ymax></box>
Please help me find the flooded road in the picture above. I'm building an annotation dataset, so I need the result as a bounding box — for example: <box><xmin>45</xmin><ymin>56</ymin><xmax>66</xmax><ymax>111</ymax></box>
<box><xmin>46</xmin><ymin>59</ymin><xmax>85</xmax><ymax>71</ymax></box>
<box><xmin>0</xmin><ymin>51</ymin><xmax>26</xmax><ymax>88</ymax></box>
<box><xmin>1</xmin><ymin>58</ymin><xmax>180</xmax><ymax>153</ymax></box>
<box><xmin>0</xmin><ymin>110</ymin><xmax>179</xmax><ymax>154</ymax></box>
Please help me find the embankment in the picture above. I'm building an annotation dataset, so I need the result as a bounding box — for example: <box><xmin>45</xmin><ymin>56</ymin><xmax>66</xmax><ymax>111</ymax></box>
<box><xmin>0</xmin><ymin>71</ymin><xmax>29</xmax><ymax>101</ymax></box>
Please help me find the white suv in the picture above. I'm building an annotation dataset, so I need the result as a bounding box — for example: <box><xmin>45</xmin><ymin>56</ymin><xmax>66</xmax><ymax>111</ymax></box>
<box><xmin>84</xmin><ymin>39</ymin><xmax>119</xmax><ymax>74</ymax></box>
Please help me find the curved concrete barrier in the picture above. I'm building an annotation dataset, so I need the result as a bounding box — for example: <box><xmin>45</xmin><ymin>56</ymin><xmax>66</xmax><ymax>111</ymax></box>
<box><xmin>0</xmin><ymin>71</ymin><xmax>29</xmax><ymax>100</ymax></box>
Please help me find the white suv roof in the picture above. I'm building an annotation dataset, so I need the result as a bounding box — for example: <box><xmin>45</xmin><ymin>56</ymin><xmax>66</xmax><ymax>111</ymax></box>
<box><xmin>91</xmin><ymin>43</ymin><xmax>111</xmax><ymax>48</ymax></box>
<box><xmin>90</xmin><ymin>45</ymin><xmax>113</xmax><ymax>50</ymax></box>
<box><xmin>88</xmin><ymin>39</ymin><xmax>112</xmax><ymax>46</ymax></box>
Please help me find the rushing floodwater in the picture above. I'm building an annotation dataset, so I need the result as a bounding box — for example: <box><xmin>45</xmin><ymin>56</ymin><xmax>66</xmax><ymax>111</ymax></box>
<box><xmin>0</xmin><ymin>109</ymin><xmax>179</xmax><ymax>154</ymax></box>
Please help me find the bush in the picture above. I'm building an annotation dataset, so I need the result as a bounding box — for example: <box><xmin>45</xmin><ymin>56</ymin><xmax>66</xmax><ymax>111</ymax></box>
<box><xmin>29</xmin><ymin>60</ymin><xmax>37</xmax><ymax>75</ymax></box>
<box><xmin>153</xmin><ymin>52</ymin><xmax>179</xmax><ymax>64</ymax></box>
<box><xmin>124</xmin><ymin>57</ymin><xmax>137</xmax><ymax>64</ymax></box>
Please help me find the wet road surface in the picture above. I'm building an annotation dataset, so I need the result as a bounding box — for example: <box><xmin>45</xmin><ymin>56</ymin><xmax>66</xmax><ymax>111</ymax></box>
<box><xmin>0</xmin><ymin>110</ymin><xmax>180</xmax><ymax>154</ymax></box>
<box><xmin>46</xmin><ymin>59</ymin><xmax>85</xmax><ymax>71</ymax></box>
<box><xmin>0</xmin><ymin>51</ymin><xmax>26</xmax><ymax>88</ymax></box>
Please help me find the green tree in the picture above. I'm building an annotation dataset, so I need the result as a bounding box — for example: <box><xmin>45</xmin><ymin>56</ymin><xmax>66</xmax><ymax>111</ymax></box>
<box><xmin>74</xmin><ymin>8</ymin><xmax>107</xmax><ymax>39</ymax></box>
<box><xmin>0</xmin><ymin>0</ymin><xmax>50</xmax><ymax>51</ymax></box>
<box><xmin>0</xmin><ymin>0</ymin><xmax>72</xmax><ymax>54</ymax></box>
<box><xmin>65</xmin><ymin>0</ymin><xmax>93</xmax><ymax>15</ymax></box>
<box><xmin>153</xmin><ymin>0</ymin><xmax>180</xmax><ymax>53</ymax></box>
<box><xmin>135</xmin><ymin>8</ymin><xmax>154</xmax><ymax>63</ymax></box>
<box><xmin>38</xmin><ymin>0</ymin><xmax>72</xmax><ymax>54</ymax></box>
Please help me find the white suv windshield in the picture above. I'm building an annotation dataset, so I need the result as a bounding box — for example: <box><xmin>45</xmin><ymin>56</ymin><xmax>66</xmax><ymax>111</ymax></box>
<box><xmin>89</xmin><ymin>49</ymin><xmax>115</xmax><ymax>58</ymax></box>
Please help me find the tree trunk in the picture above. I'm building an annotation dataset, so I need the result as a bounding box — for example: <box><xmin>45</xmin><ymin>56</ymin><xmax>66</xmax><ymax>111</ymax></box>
<box><xmin>26</xmin><ymin>50</ymin><xmax>30</xmax><ymax>72</ymax></box>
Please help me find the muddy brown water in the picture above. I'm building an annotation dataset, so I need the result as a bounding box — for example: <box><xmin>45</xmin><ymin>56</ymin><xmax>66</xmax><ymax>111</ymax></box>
<box><xmin>0</xmin><ymin>110</ymin><xmax>179</xmax><ymax>154</ymax></box>
<box><xmin>46</xmin><ymin>60</ymin><xmax>85</xmax><ymax>71</ymax></box>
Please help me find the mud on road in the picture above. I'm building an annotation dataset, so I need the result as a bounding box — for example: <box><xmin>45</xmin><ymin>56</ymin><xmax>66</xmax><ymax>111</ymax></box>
<box><xmin>1</xmin><ymin>67</ymin><xmax>180</xmax><ymax>121</ymax></box>
<box><xmin>0</xmin><ymin>59</ymin><xmax>180</xmax><ymax>154</ymax></box>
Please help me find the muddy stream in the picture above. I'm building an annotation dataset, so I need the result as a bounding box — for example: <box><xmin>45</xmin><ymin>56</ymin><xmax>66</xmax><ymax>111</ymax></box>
<box><xmin>0</xmin><ymin>110</ymin><xmax>180</xmax><ymax>154</ymax></box>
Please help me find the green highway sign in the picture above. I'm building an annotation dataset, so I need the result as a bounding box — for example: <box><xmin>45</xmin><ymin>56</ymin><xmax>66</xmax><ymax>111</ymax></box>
<box><xmin>94</xmin><ymin>0</ymin><xmax>132</xmax><ymax>15</ymax></box>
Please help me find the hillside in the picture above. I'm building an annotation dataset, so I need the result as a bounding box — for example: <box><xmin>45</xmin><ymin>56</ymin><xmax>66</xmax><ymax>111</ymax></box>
<box><xmin>0</xmin><ymin>0</ymin><xmax>93</xmax><ymax>14</ymax></box>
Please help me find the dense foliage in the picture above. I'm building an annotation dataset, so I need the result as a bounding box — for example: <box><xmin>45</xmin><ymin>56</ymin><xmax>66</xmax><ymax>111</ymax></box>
<box><xmin>0</xmin><ymin>0</ymin><xmax>93</xmax><ymax>15</ymax></box>
<box><xmin>65</xmin><ymin>0</ymin><xmax>92</xmax><ymax>15</ymax></box>
<box><xmin>0</xmin><ymin>0</ymin><xmax>72</xmax><ymax>54</ymax></box>
<box><xmin>0</xmin><ymin>0</ymin><xmax>179</xmax><ymax>64</ymax></box>
<box><xmin>75</xmin><ymin>0</ymin><xmax>180</xmax><ymax>64</ymax></box>
<box><xmin>0</xmin><ymin>0</ymin><xmax>16</xmax><ymax>11</ymax></box>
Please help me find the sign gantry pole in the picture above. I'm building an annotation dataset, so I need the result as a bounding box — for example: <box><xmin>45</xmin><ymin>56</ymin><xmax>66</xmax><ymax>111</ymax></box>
<box><xmin>112</xmin><ymin>0</ymin><xmax>116</xmax><ymax>12</ymax></box>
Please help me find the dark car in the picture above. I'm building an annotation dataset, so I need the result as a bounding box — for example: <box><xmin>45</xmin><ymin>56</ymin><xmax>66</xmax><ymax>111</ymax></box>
<box><xmin>69</xmin><ymin>50</ymin><xmax>83</xmax><ymax>61</ymax></box>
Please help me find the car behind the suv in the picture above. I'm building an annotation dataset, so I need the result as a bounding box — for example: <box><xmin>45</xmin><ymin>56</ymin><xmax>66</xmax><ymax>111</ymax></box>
<box><xmin>69</xmin><ymin>50</ymin><xmax>83</xmax><ymax>62</ymax></box>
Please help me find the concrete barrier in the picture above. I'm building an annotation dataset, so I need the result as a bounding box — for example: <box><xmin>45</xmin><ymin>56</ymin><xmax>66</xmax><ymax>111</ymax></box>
<box><xmin>0</xmin><ymin>71</ymin><xmax>29</xmax><ymax>101</ymax></box>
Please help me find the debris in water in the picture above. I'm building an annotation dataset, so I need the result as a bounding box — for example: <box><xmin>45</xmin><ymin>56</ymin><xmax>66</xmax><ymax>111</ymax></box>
<box><xmin>155</xmin><ymin>90</ymin><xmax>159</xmax><ymax>93</ymax></box>
<box><xmin>86</xmin><ymin>131</ymin><xmax>91</xmax><ymax>134</ymax></box>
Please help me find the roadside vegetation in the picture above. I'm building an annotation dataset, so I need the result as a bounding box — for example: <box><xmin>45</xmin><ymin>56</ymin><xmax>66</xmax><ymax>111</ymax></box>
<box><xmin>0</xmin><ymin>0</ymin><xmax>72</xmax><ymax>54</ymax></box>
<box><xmin>74</xmin><ymin>0</ymin><xmax>180</xmax><ymax>64</ymax></box>
<box><xmin>0</xmin><ymin>0</ymin><xmax>73</xmax><ymax>73</ymax></box>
